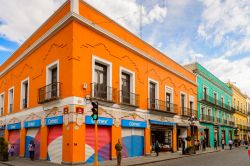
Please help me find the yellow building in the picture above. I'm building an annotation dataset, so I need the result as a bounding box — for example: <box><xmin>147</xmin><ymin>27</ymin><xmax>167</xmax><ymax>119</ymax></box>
<box><xmin>227</xmin><ymin>83</ymin><xmax>248</xmax><ymax>141</ymax></box>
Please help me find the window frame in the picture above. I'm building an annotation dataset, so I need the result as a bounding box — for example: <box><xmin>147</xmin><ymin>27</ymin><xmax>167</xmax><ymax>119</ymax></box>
<box><xmin>8</xmin><ymin>87</ymin><xmax>14</xmax><ymax>114</ymax></box>
<box><xmin>20</xmin><ymin>77</ymin><xmax>29</xmax><ymax>109</ymax></box>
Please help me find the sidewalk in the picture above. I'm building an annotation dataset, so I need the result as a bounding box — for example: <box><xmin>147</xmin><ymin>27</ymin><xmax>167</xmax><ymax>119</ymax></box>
<box><xmin>0</xmin><ymin>147</ymin><xmax>228</xmax><ymax>166</ymax></box>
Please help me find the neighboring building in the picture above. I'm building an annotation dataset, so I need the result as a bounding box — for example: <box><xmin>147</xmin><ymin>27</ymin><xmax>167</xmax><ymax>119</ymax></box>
<box><xmin>185</xmin><ymin>63</ymin><xmax>234</xmax><ymax>148</ymax></box>
<box><xmin>246</xmin><ymin>97</ymin><xmax>250</xmax><ymax>141</ymax></box>
<box><xmin>0</xmin><ymin>0</ymin><xmax>197</xmax><ymax>164</ymax></box>
<box><xmin>227</xmin><ymin>83</ymin><xmax>248</xmax><ymax>142</ymax></box>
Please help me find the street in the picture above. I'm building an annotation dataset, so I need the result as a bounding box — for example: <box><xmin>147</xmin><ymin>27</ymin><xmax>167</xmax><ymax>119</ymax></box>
<box><xmin>143</xmin><ymin>147</ymin><xmax>250</xmax><ymax>166</ymax></box>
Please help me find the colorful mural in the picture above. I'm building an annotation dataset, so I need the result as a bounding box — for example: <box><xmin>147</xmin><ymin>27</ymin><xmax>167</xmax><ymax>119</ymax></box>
<box><xmin>8</xmin><ymin>130</ymin><xmax>20</xmax><ymax>156</ymax></box>
<box><xmin>122</xmin><ymin>128</ymin><xmax>144</xmax><ymax>158</ymax></box>
<box><xmin>85</xmin><ymin>126</ymin><xmax>111</xmax><ymax>163</ymax></box>
<box><xmin>25</xmin><ymin>128</ymin><xmax>40</xmax><ymax>160</ymax></box>
<box><xmin>47</xmin><ymin>125</ymin><xmax>63</xmax><ymax>163</ymax></box>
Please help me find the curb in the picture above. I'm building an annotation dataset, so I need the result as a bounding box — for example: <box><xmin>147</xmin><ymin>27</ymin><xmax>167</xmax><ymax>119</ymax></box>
<box><xmin>0</xmin><ymin>161</ymin><xmax>14</xmax><ymax>166</ymax></box>
<box><xmin>127</xmin><ymin>150</ymin><xmax>222</xmax><ymax>166</ymax></box>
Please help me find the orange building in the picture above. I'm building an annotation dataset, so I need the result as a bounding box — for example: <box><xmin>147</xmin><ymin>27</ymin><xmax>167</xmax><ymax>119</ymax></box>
<box><xmin>0</xmin><ymin>0</ymin><xmax>197</xmax><ymax>164</ymax></box>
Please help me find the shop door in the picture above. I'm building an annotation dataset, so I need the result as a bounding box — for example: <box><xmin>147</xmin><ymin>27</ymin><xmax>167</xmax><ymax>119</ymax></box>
<box><xmin>8</xmin><ymin>130</ymin><xmax>20</xmax><ymax>156</ymax></box>
<box><xmin>47</xmin><ymin>125</ymin><xmax>62</xmax><ymax>163</ymax></box>
<box><xmin>204</xmin><ymin>129</ymin><xmax>210</xmax><ymax>147</ymax></box>
<box><xmin>122</xmin><ymin>128</ymin><xmax>144</xmax><ymax>158</ymax></box>
<box><xmin>85</xmin><ymin>125</ymin><xmax>111</xmax><ymax>163</ymax></box>
<box><xmin>25</xmin><ymin>128</ymin><xmax>40</xmax><ymax>160</ymax></box>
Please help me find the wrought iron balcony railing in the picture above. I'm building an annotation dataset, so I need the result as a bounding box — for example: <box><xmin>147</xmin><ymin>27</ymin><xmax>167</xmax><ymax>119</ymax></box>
<box><xmin>180</xmin><ymin>107</ymin><xmax>195</xmax><ymax>117</ymax></box>
<box><xmin>200</xmin><ymin>114</ymin><xmax>214</xmax><ymax>122</ymax></box>
<box><xmin>147</xmin><ymin>99</ymin><xmax>177</xmax><ymax>114</ymax></box>
<box><xmin>214</xmin><ymin>117</ymin><xmax>220</xmax><ymax>123</ymax></box>
<box><xmin>119</xmin><ymin>90</ymin><xmax>139</xmax><ymax>107</ymax></box>
<box><xmin>38</xmin><ymin>82</ymin><xmax>61</xmax><ymax>104</ymax></box>
<box><xmin>90</xmin><ymin>83</ymin><xmax>116</xmax><ymax>102</ymax></box>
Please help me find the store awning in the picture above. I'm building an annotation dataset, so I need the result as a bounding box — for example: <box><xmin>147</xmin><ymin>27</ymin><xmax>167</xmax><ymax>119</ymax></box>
<box><xmin>149</xmin><ymin>120</ymin><xmax>176</xmax><ymax>126</ymax></box>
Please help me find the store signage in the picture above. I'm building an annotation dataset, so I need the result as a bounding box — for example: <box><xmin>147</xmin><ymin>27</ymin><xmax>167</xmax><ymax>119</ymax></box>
<box><xmin>121</xmin><ymin>119</ymin><xmax>146</xmax><ymax>128</ymax></box>
<box><xmin>149</xmin><ymin>120</ymin><xmax>176</xmax><ymax>126</ymax></box>
<box><xmin>7</xmin><ymin>123</ymin><xmax>21</xmax><ymax>130</ymax></box>
<box><xmin>85</xmin><ymin>116</ymin><xmax>112</xmax><ymax>126</ymax></box>
<box><xmin>76</xmin><ymin>107</ymin><xmax>84</xmax><ymax>114</ymax></box>
<box><xmin>24</xmin><ymin>119</ymin><xmax>41</xmax><ymax>128</ymax></box>
<box><xmin>46</xmin><ymin>116</ymin><xmax>63</xmax><ymax>126</ymax></box>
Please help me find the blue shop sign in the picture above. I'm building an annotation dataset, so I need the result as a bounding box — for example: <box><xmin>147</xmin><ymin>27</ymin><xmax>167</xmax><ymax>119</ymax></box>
<box><xmin>85</xmin><ymin>116</ymin><xmax>113</xmax><ymax>126</ymax></box>
<box><xmin>121</xmin><ymin>119</ymin><xmax>146</xmax><ymax>128</ymax></box>
<box><xmin>24</xmin><ymin>119</ymin><xmax>41</xmax><ymax>128</ymax></box>
<box><xmin>149</xmin><ymin>120</ymin><xmax>176</xmax><ymax>126</ymax></box>
<box><xmin>7</xmin><ymin>123</ymin><xmax>21</xmax><ymax>130</ymax></box>
<box><xmin>46</xmin><ymin>116</ymin><xmax>63</xmax><ymax>126</ymax></box>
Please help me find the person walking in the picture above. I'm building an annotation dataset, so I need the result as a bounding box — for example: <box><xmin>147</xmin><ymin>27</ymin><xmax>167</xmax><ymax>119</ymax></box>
<box><xmin>155</xmin><ymin>140</ymin><xmax>160</xmax><ymax>156</ymax></box>
<box><xmin>181</xmin><ymin>138</ymin><xmax>186</xmax><ymax>155</ymax></box>
<box><xmin>214</xmin><ymin>139</ymin><xmax>217</xmax><ymax>150</ymax></box>
<box><xmin>10</xmin><ymin>145</ymin><xmax>14</xmax><ymax>156</ymax></box>
<box><xmin>28</xmin><ymin>140</ymin><xmax>35</xmax><ymax>160</ymax></box>
<box><xmin>229</xmin><ymin>139</ymin><xmax>233</xmax><ymax>150</ymax></box>
<box><xmin>115</xmin><ymin>139</ymin><xmax>122</xmax><ymax>166</ymax></box>
<box><xmin>221</xmin><ymin>139</ymin><xmax>225</xmax><ymax>150</ymax></box>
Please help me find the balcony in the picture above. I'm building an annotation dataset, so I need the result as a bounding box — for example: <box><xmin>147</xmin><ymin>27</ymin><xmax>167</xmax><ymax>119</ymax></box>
<box><xmin>200</xmin><ymin>114</ymin><xmax>214</xmax><ymax>123</ymax></box>
<box><xmin>147</xmin><ymin>99</ymin><xmax>177</xmax><ymax>114</ymax></box>
<box><xmin>119</xmin><ymin>90</ymin><xmax>139</xmax><ymax>107</ymax></box>
<box><xmin>223</xmin><ymin>119</ymin><xmax>228</xmax><ymax>125</ymax></box>
<box><xmin>90</xmin><ymin>83</ymin><xmax>116</xmax><ymax>103</ymax></box>
<box><xmin>214</xmin><ymin>117</ymin><xmax>221</xmax><ymax>124</ymax></box>
<box><xmin>199</xmin><ymin>93</ymin><xmax>233</xmax><ymax>113</ymax></box>
<box><xmin>38</xmin><ymin>82</ymin><xmax>61</xmax><ymax>104</ymax></box>
<box><xmin>229</xmin><ymin>121</ymin><xmax>235</xmax><ymax>126</ymax></box>
<box><xmin>180</xmin><ymin>107</ymin><xmax>195</xmax><ymax>117</ymax></box>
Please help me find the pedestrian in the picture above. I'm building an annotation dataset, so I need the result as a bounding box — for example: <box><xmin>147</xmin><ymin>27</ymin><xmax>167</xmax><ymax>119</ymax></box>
<box><xmin>181</xmin><ymin>138</ymin><xmax>186</xmax><ymax>155</ymax></box>
<box><xmin>229</xmin><ymin>139</ymin><xmax>233</xmax><ymax>150</ymax></box>
<box><xmin>155</xmin><ymin>140</ymin><xmax>160</xmax><ymax>156</ymax></box>
<box><xmin>214</xmin><ymin>139</ymin><xmax>217</xmax><ymax>150</ymax></box>
<box><xmin>10</xmin><ymin>145</ymin><xmax>14</xmax><ymax>156</ymax></box>
<box><xmin>221</xmin><ymin>139</ymin><xmax>225</xmax><ymax>150</ymax></box>
<box><xmin>115</xmin><ymin>139</ymin><xmax>122</xmax><ymax>166</ymax></box>
<box><xmin>28</xmin><ymin>140</ymin><xmax>35</xmax><ymax>160</ymax></box>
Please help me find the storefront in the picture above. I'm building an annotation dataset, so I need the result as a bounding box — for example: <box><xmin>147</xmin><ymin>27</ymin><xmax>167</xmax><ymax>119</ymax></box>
<box><xmin>150</xmin><ymin>120</ymin><xmax>175</xmax><ymax>152</ymax></box>
<box><xmin>85</xmin><ymin>116</ymin><xmax>112</xmax><ymax>163</ymax></box>
<box><xmin>121</xmin><ymin>119</ymin><xmax>146</xmax><ymax>158</ymax></box>
<box><xmin>46</xmin><ymin>116</ymin><xmax>63</xmax><ymax>164</ymax></box>
<box><xmin>214</xmin><ymin>127</ymin><xmax>219</xmax><ymax>146</ymax></box>
<box><xmin>177</xmin><ymin>124</ymin><xmax>188</xmax><ymax>151</ymax></box>
<box><xmin>24</xmin><ymin>119</ymin><xmax>41</xmax><ymax>160</ymax></box>
<box><xmin>7</xmin><ymin>123</ymin><xmax>21</xmax><ymax>156</ymax></box>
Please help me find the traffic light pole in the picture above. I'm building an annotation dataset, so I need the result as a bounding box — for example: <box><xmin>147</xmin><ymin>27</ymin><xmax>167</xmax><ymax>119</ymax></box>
<box><xmin>94</xmin><ymin>120</ymin><xmax>98</xmax><ymax>166</ymax></box>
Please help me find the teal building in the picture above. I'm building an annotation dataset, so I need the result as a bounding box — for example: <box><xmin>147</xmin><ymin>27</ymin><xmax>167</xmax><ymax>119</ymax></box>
<box><xmin>185</xmin><ymin>63</ymin><xmax>235</xmax><ymax>148</ymax></box>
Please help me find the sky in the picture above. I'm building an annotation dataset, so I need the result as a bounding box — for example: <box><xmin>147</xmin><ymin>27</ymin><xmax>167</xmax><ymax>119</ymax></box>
<box><xmin>0</xmin><ymin>0</ymin><xmax>250</xmax><ymax>95</ymax></box>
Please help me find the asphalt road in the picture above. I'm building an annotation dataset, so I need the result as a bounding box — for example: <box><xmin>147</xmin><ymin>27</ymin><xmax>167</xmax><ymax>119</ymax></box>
<box><xmin>143</xmin><ymin>147</ymin><xmax>250</xmax><ymax>166</ymax></box>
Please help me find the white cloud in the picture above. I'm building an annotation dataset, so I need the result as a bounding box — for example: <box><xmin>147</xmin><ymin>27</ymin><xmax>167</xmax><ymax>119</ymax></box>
<box><xmin>0</xmin><ymin>0</ymin><xmax>65</xmax><ymax>44</ymax></box>
<box><xmin>85</xmin><ymin>0</ymin><xmax>167</xmax><ymax>35</ymax></box>
<box><xmin>0</xmin><ymin>45</ymin><xmax>12</xmax><ymax>52</ymax></box>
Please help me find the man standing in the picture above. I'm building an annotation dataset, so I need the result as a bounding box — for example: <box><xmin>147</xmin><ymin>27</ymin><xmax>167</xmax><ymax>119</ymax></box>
<box><xmin>28</xmin><ymin>140</ymin><xmax>35</xmax><ymax>160</ymax></box>
<box><xmin>115</xmin><ymin>139</ymin><xmax>122</xmax><ymax>166</ymax></box>
<box><xmin>155</xmin><ymin>140</ymin><xmax>160</xmax><ymax>156</ymax></box>
<box><xmin>229</xmin><ymin>139</ymin><xmax>233</xmax><ymax>150</ymax></box>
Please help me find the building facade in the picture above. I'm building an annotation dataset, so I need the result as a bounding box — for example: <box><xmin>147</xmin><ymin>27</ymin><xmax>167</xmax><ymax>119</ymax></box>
<box><xmin>185</xmin><ymin>63</ymin><xmax>235</xmax><ymax>148</ymax></box>
<box><xmin>0</xmin><ymin>0</ymin><xmax>197</xmax><ymax>164</ymax></box>
<box><xmin>228</xmin><ymin>83</ymin><xmax>248</xmax><ymax>141</ymax></box>
<box><xmin>246</xmin><ymin>98</ymin><xmax>250</xmax><ymax>141</ymax></box>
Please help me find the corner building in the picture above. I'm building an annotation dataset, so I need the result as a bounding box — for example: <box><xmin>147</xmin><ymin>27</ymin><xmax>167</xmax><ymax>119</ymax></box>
<box><xmin>185</xmin><ymin>63</ymin><xmax>235</xmax><ymax>148</ymax></box>
<box><xmin>0</xmin><ymin>0</ymin><xmax>197</xmax><ymax>164</ymax></box>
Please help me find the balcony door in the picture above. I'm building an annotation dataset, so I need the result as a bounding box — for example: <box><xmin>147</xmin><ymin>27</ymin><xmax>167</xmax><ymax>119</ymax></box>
<box><xmin>166</xmin><ymin>92</ymin><xmax>171</xmax><ymax>112</ymax></box>
<box><xmin>149</xmin><ymin>82</ymin><xmax>156</xmax><ymax>109</ymax></box>
<box><xmin>181</xmin><ymin>94</ymin><xmax>186</xmax><ymax>115</ymax></box>
<box><xmin>121</xmin><ymin>72</ymin><xmax>130</xmax><ymax>104</ymax></box>
<box><xmin>203</xmin><ymin>87</ymin><xmax>207</xmax><ymax>100</ymax></box>
<box><xmin>94</xmin><ymin>62</ymin><xmax>107</xmax><ymax>99</ymax></box>
<box><xmin>51</xmin><ymin>67</ymin><xmax>58</xmax><ymax>98</ymax></box>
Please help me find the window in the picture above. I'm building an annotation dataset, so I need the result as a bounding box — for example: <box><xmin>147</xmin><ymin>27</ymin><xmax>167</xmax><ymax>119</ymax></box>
<box><xmin>234</xmin><ymin>98</ymin><xmax>236</xmax><ymax>108</ymax></box>
<box><xmin>203</xmin><ymin>86</ymin><xmax>207</xmax><ymax>100</ymax></box>
<box><xmin>0</xmin><ymin>93</ymin><xmax>4</xmax><ymax>116</ymax></box>
<box><xmin>149</xmin><ymin>82</ymin><xmax>156</xmax><ymax>109</ymax></box>
<box><xmin>221</xmin><ymin>96</ymin><xmax>224</xmax><ymax>107</ymax></box>
<box><xmin>166</xmin><ymin>87</ymin><xmax>173</xmax><ymax>112</ymax></box>
<box><xmin>120</xmin><ymin>67</ymin><xmax>135</xmax><ymax>105</ymax></box>
<box><xmin>21</xmin><ymin>78</ymin><xmax>29</xmax><ymax>109</ymax></box>
<box><xmin>8</xmin><ymin>88</ymin><xmax>14</xmax><ymax>113</ymax></box>
<box><xmin>46</xmin><ymin>60</ymin><xmax>59</xmax><ymax>99</ymax></box>
<box><xmin>201</xmin><ymin>106</ymin><xmax>205</xmax><ymax>120</ymax></box>
<box><xmin>181</xmin><ymin>93</ymin><xmax>186</xmax><ymax>115</ymax></box>
<box><xmin>94</xmin><ymin>62</ymin><xmax>108</xmax><ymax>99</ymax></box>
<box><xmin>213</xmin><ymin>92</ymin><xmax>217</xmax><ymax>104</ymax></box>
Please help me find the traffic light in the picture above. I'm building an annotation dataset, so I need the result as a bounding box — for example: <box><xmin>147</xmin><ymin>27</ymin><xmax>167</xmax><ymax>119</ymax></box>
<box><xmin>91</xmin><ymin>102</ymin><xmax>98</xmax><ymax>120</ymax></box>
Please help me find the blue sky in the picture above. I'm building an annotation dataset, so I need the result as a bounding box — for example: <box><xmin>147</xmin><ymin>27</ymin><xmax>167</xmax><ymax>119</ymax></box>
<box><xmin>0</xmin><ymin>0</ymin><xmax>250</xmax><ymax>95</ymax></box>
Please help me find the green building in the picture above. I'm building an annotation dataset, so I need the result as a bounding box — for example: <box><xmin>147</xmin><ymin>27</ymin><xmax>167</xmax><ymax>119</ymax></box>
<box><xmin>185</xmin><ymin>63</ymin><xmax>235</xmax><ymax>148</ymax></box>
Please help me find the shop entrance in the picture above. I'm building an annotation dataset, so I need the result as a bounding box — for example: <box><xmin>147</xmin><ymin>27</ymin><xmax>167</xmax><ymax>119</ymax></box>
<box><xmin>151</xmin><ymin>125</ymin><xmax>173</xmax><ymax>152</ymax></box>
<box><xmin>177</xmin><ymin>128</ymin><xmax>187</xmax><ymax>151</ymax></box>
